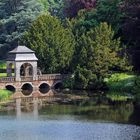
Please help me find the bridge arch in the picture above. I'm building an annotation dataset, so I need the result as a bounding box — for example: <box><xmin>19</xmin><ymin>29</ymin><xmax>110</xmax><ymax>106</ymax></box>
<box><xmin>5</xmin><ymin>85</ymin><xmax>16</xmax><ymax>93</ymax></box>
<box><xmin>38</xmin><ymin>82</ymin><xmax>50</xmax><ymax>94</ymax></box>
<box><xmin>21</xmin><ymin>83</ymin><xmax>33</xmax><ymax>96</ymax></box>
<box><xmin>52</xmin><ymin>81</ymin><xmax>63</xmax><ymax>90</ymax></box>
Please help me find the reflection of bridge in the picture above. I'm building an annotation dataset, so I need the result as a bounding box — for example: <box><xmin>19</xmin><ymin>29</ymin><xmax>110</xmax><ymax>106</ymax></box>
<box><xmin>0</xmin><ymin>46</ymin><xmax>68</xmax><ymax>97</ymax></box>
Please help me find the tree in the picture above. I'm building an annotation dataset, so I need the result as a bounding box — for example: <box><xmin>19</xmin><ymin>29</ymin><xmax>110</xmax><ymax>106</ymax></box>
<box><xmin>120</xmin><ymin>0</ymin><xmax>140</xmax><ymax>70</ymax></box>
<box><xmin>72</xmin><ymin>22</ymin><xmax>131</xmax><ymax>89</ymax></box>
<box><xmin>68</xmin><ymin>0</ymin><xmax>124</xmax><ymax>34</ymax></box>
<box><xmin>23</xmin><ymin>14</ymin><xmax>75</xmax><ymax>73</ymax></box>
<box><xmin>38</xmin><ymin>0</ymin><xmax>64</xmax><ymax>18</ymax></box>
<box><xmin>0</xmin><ymin>0</ymin><xmax>44</xmax><ymax>58</ymax></box>
<box><xmin>64</xmin><ymin>0</ymin><xmax>96</xmax><ymax>18</ymax></box>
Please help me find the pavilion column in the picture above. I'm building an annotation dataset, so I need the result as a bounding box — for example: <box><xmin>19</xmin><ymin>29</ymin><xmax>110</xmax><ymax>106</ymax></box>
<box><xmin>32</xmin><ymin>62</ymin><xmax>38</xmax><ymax>81</ymax></box>
<box><xmin>15</xmin><ymin>62</ymin><xmax>21</xmax><ymax>81</ymax></box>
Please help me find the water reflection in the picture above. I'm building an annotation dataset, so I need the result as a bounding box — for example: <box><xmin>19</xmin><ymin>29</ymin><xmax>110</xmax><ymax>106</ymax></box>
<box><xmin>14</xmin><ymin>92</ymin><xmax>135</xmax><ymax>124</ymax></box>
<box><xmin>0</xmin><ymin>90</ymin><xmax>140</xmax><ymax>140</ymax></box>
<box><xmin>16</xmin><ymin>98</ymin><xmax>39</xmax><ymax>120</ymax></box>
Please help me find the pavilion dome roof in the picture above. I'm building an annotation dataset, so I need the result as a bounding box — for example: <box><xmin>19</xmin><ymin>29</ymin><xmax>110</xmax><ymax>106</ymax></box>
<box><xmin>9</xmin><ymin>45</ymin><xmax>34</xmax><ymax>54</ymax></box>
<box><xmin>7</xmin><ymin>45</ymin><xmax>38</xmax><ymax>61</ymax></box>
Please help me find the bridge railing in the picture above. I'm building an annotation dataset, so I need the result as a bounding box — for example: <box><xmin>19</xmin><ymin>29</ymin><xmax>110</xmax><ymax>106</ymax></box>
<box><xmin>0</xmin><ymin>74</ymin><xmax>69</xmax><ymax>83</ymax></box>
<box><xmin>38</xmin><ymin>74</ymin><xmax>64</xmax><ymax>81</ymax></box>
<box><xmin>0</xmin><ymin>77</ymin><xmax>15</xmax><ymax>82</ymax></box>
<box><xmin>21</xmin><ymin>76</ymin><xmax>33</xmax><ymax>82</ymax></box>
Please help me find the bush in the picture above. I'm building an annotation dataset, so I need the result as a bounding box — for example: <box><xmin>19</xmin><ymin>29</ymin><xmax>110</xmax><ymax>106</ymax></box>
<box><xmin>63</xmin><ymin>75</ymin><xmax>75</xmax><ymax>89</ymax></box>
<box><xmin>0</xmin><ymin>90</ymin><xmax>12</xmax><ymax>101</ymax></box>
<box><xmin>73</xmin><ymin>66</ymin><xmax>106</xmax><ymax>90</ymax></box>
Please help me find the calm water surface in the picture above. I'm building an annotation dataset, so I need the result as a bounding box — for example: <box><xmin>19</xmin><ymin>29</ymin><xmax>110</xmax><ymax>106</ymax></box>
<box><xmin>0</xmin><ymin>92</ymin><xmax>140</xmax><ymax>140</ymax></box>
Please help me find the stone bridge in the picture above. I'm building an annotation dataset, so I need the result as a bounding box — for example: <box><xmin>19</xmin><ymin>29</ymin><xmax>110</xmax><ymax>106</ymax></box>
<box><xmin>0</xmin><ymin>74</ymin><xmax>67</xmax><ymax>97</ymax></box>
<box><xmin>0</xmin><ymin>45</ymin><xmax>69</xmax><ymax>97</ymax></box>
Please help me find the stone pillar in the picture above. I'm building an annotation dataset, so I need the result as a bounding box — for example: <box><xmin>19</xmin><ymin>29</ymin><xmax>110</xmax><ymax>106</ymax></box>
<box><xmin>15</xmin><ymin>62</ymin><xmax>22</xmax><ymax>81</ymax></box>
<box><xmin>32</xmin><ymin>61</ymin><xmax>38</xmax><ymax>81</ymax></box>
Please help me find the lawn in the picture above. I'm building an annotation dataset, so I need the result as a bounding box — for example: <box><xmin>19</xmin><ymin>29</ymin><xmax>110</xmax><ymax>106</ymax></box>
<box><xmin>0</xmin><ymin>73</ymin><xmax>7</xmax><ymax>77</ymax></box>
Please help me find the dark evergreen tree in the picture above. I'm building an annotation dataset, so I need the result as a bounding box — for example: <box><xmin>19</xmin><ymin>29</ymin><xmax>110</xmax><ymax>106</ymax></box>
<box><xmin>73</xmin><ymin>22</ymin><xmax>131</xmax><ymax>89</ymax></box>
<box><xmin>0</xmin><ymin>0</ymin><xmax>43</xmax><ymax>58</ymax></box>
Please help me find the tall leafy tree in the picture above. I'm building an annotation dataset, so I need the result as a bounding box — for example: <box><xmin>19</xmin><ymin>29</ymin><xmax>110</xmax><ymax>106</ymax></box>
<box><xmin>73</xmin><ymin>22</ymin><xmax>131</xmax><ymax>89</ymax></box>
<box><xmin>23</xmin><ymin>14</ymin><xmax>75</xmax><ymax>73</ymax></box>
<box><xmin>0</xmin><ymin>0</ymin><xmax>44</xmax><ymax>58</ymax></box>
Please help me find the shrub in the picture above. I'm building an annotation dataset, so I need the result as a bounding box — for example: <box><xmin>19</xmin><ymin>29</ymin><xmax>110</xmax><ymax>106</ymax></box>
<box><xmin>0</xmin><ymin>90</ymin><xmax>12</xmax><ymax>101</ymax></box>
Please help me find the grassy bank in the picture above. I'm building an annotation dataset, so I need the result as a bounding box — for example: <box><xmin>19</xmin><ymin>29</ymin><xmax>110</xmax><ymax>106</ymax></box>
<box><xmin>0</xmin><ymin>73</ymin><xmax>7</xmax><ymax>77</ymax></box>
<box><xmin>105</xmin><ymin>73</ymin><xmax>136</xmax><ymax>102</ymax></box>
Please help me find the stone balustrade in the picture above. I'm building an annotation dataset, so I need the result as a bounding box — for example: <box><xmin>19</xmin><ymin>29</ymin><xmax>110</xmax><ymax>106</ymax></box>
<box><xmin>0</xmin><ymin>77</ymin><xmax>15</xmax><ymax>82</ymax></box>
<box><xmin>0</xmin><ymin>74</ymin><xmax>68</xmax><ymax>83</ymax></box>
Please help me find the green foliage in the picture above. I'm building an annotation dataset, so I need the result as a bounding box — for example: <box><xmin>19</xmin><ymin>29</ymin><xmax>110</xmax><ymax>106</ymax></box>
<box><xmin>63</xmin><ymin>75</ymin><xmax>75</xmax><ymax>89</ymax></box>
<box><xmin>73</xmin><ymin>65</ymin><xmax>105</xmax><ymax>90</ymax></box>
<box><xmin>74</xmin><ymin>66</ymin><xmax>97</xmax><ymax>89</ymax></box>
<box><xmin>72</xmin><ymin>22</ymin><xmax>131</xmax><ymax>78</ymax></box>
<box><xmin>106</xmin><ymin>92</ymin><xmax>133</xmax><ymax>102</ymax></box>
<box><xmin>23</xmin><ymin>14</ymin><xmax>75</xmax><ymax>73</ymax></box>
<box><xmin>38</xmin><ymin>0</ymin><xmax>64</xmax><ymax>18</ymax></box>
<box><xmin>0</xmin><ymin>73</ymin><xmax>7</xmax><ymax>77</ymax></box>
<box><xmin>134</xmin><ymin>76</ymin><xmax>140</xmax><ymax>104</ymax></box>
<box><xmin>105</xmin><ymin>73</ymin><xmax>136</xmax><ymax>92</ymax></box>
<box><xmin>68</xmin><ymin>22</ymin><xmax>131</xmax><ymax>90</ymax></box>
<box><xmin>0</xmin><ymin>0</ymin><xmax>44</xmax><ymax>58</ymax></box>
<box><xmin>0</xmin><ymin>61</ymin><xmax>6</xmax><ymax>69</ymax></box>
<box><xmin>0</xmin><ymin>89</ymin><xmax>12</xmax><ymax>101</ymax></box>
<box><xmin>68</xmin><ymin>0</ymin><xmax>124</xmax><ymax>33</ymax></box>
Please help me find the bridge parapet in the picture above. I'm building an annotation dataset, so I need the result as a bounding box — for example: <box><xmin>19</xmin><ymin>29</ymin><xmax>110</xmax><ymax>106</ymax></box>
<box><xmin>0</xmin><ymin>74</ymin><xmax>68</xmax><ymax>83</ymax></box>
<box><xmin>0</xmin><ymin>77</ymin><xmax>15</xmax><ymax>83</ymax></box>
<box><xmin>38</xmin><ymin>74</ymin><xmax>63</xmax><ymax>81</ymax></box>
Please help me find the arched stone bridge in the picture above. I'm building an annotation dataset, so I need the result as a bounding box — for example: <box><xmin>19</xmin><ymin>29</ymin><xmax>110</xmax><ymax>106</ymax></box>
<box><xmin>0</xmin><ymin>74</ymin><xmax>67</xmax><ymax>97</ymax></box>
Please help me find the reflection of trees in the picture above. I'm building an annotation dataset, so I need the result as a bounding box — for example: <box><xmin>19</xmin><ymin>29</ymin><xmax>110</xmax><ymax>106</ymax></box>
<box><xmin>39</xmin><ymin>99</ymin><xmax>133</xmax><ymax>123</ymax></box>
<box><xmin>129</xmin><ymin>106</ymin><xmax>140</xmax><ymax>125</ymax></box>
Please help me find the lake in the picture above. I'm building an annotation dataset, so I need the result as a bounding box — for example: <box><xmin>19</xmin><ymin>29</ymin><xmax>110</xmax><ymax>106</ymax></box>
<box><xmin>0</xmin><ymin>91</ymin><xmax>140</xmax><ymax>140</ymax></box>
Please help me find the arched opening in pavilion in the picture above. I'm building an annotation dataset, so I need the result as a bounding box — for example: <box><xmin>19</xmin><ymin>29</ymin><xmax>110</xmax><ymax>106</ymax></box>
<box><xmin>20</xmin><ymin>63</ymin><xmax>33</xmax><ymax>77</ymax></box>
